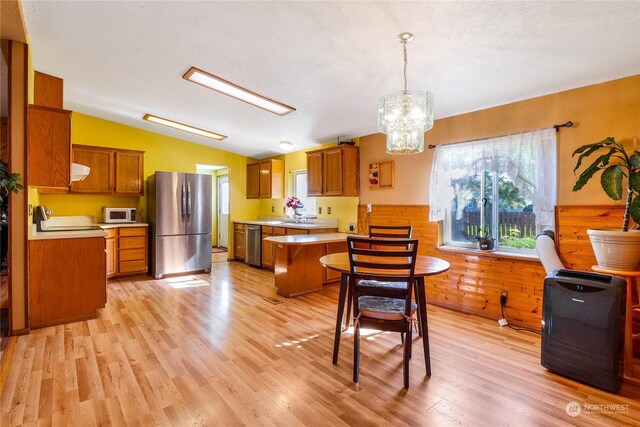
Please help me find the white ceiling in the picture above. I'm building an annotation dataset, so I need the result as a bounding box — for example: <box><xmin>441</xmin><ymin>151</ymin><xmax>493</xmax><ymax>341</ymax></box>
<box><xmin>22</xmin><ymin>1</ymin><xmax>640</xmax><ymax>159</ymax></box>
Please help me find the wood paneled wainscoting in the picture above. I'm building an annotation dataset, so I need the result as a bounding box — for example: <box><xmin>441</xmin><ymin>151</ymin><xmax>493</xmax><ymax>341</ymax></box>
<box><xmin>357</xmin><ymin>205</ymin><xmax>546</xmax><ymax>330</ymax></box>
<box><xmin>555</xmin><ymin>205</ymin><xmax>629</xmax><ymax>271</ymax></box>
<box><xmin>357</xmin><ymin>204</ymin><xmax>633</xmax><ymax>330</ymax></box>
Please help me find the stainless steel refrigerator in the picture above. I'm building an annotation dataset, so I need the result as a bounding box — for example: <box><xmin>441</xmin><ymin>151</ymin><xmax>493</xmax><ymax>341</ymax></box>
<box><xmin>148</xmin><ymin>171</ymin><xmax>212</xmax><ymax>279</ymax></box>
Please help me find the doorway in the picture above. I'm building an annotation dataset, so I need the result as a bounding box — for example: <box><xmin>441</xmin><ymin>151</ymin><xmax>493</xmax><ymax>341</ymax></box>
<box><xmin>217</xmin><ymin>174</ymin><xmax>229</xmax><ymax>248</ymax></box>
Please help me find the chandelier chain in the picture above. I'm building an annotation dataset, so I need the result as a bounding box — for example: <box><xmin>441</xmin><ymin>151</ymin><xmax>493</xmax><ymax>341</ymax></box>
<box><xmin>403</xmin><ymin>40</ymin><xmax>408</xmax><ymax>92</ymax></box>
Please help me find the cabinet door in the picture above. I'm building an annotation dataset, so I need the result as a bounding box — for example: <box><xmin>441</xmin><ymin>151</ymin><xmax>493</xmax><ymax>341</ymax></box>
<box><xmin>246</xmin><ymin>163</ymin><xmax>260</xmax><ymax>199</ymax></box>
<box><xmin>115</xmin><ymin>151</ymin><xmax>144</xmax><ymax>195</ymax></box>
<box><xmin>28</xmin><ymin>237</ymin><xmax>106</xmax><ymax>327</ymax></box>
<box><xmin>106</xmin><ymin>237</ymin><xmax>117</xmax><ymax>278</ymax></box>
<box><xmin>70</xmin><ymin>145</ymin><xmax>114</xmax><ymax>194</ymax></box>
<box><xmin>27</xmin><ymin>105</ymin><xmax>71</xmax><ymax>189</ymax></box>
<box><xmin>262</xmin><ymin>230</ymin><xmax>274</xmax><ymax>269</ymax></box>
<box><xmin>307</xmin><ymin>151</ymin><xmax>323</xmax><ymax>196</ymax></box>
<box><xmin>323</xmin><ymin>148</ymin><xmax>344</xmax><ymax>196</ymax></box>
<box><xmin>259</xmin><ymin>161</ymin><xmax>272</xmax><ymax>198</ymax></box>
<box><xmin>234</xmin><ymin>224</ymin><xmax>246</xmax><ymax>260</ymax></box>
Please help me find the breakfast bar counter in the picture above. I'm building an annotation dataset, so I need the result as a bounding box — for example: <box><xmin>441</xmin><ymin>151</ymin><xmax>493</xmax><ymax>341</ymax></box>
<box><xmin>264</xmin><ymin>233</ymin><xmax>354</xmax><ymax>297</ymax></box>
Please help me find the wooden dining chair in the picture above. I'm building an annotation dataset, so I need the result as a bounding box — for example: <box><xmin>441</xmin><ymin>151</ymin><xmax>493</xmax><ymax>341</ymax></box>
<box><xmin>346</xmin><ymin>235</ymin><xmax>419</xmax><ymax>389</ymax></box>
<box><xmin>345</xmin><ymin>224</ymin><xmax>421</xmax><ymax>338</ymax></box>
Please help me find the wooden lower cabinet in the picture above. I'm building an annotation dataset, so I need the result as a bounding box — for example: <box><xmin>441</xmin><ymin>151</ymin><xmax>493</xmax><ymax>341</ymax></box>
<box><xmin>233</xmin><ymin>223</ymin><xmax>246</xmax><ymax>261</ymax></box>
<box><xmin>105</xmin><ymin>226</ymin><xmax>148</xmax><ymax>279</ymax></box>
<box><xmin>117</xmin><ymin>227</ymin><xmax>148</xmax><ymax>277</ymax></box>
<box><xmin>105</xmin><ymin>228</ymin><xmax>118</xmax><ymax>278</ymax></box>
<box><xmin>29</xmin><ymin>237</ymin><xmax>106</xmax><ymax>328</ymax></box>
<box><xmin>262</xmin><ymin>226</ymin><xmax>274</xmax><ymax>269</ymax></box>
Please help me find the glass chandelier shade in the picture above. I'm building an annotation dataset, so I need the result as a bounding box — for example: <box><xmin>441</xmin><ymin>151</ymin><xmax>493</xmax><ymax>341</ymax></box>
<box><xmin>378</xmin><ymin>32</ymin><xmax>434</xmax><ymax>155</ymax></box>
<box><xmin>378</xmin><ymin>89</ymin><xmax>434</xmax><ymax>155</ymax></box>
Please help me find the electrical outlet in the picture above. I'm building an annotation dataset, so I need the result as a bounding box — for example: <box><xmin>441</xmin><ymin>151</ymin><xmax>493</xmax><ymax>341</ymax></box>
<box><xmin>327</xmin><ymin>207</ymin><xmax>331</xmax><ymax>215</ymax></box>
<box><xmin>367</xmin><ymin>204</ymin><xmax>372</xmax><ymax>213</ymax></box>
<box><xmin>28</xmin><ymin>204</ymin><xmax>33</xmax><ymax>217</ymax></box>
<box><xmin>318</xmin><ymin>207</ymin><xmax>322</xmax><ymax>214</ymax></box>
<box><xmin>500</xmin><ymin>291</ymin><xmax>508</xmax><ymax>306</ymax></box>
<box><xmin>282</xmin><ymin>206</ymin><xmax>286</xmax><ymax>214</ymax></box>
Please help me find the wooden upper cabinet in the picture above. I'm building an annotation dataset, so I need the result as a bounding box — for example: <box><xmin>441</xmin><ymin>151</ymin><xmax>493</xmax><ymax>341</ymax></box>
<box><xmin>307</xmin><ymin>151</ymin><xmax>324</xmax><ymax>197</ymax></box>
<box><xmin>70</xmin><ymin>145</ymin><xmax>114</xmax><ymax>193</ymax></box>
<box><xmin>247</xmin><ymin>159</ymin><xmax>284</xmax><ymax>199</ymax></box>
<box><xmin>115</xmin><ymin>151</ymin><xmax>144</xmax><ymax>195</ymax></box>
<box><xmin>306</xmin><ymin>145</ymin><xmax>359</xmax><ymax>197</ymax></box>
<box><xmin>69</xmin><ymin>145</ymin><xmax>144</xmax><ymax>196</ymax></box>
<box><xmin>246</xmin><ymin>163</ymin><xmax>260</xmax><ymax>199</ymax></box>
<box><xmin>27</xmin><ymin>105</ymin><xmax>72</xmax><ymax>189</ymax></box>
<box><xmin>34</xmin><ymin>72</ymin><xmax>64</xmax><ymax>109</ymax></box>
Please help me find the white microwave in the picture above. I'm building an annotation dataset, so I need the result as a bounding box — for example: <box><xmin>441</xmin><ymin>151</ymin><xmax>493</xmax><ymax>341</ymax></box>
<box><xmin>104</xmin><ymin>208</ymin><xmax>137</xmax><ymax>223</ymax></box>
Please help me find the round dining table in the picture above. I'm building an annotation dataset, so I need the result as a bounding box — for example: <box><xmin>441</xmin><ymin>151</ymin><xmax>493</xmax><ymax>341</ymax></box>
<box><xmin>320</xmin><ymin>252</ymin><xmax>450</xmax><ymax>373</ymax></box>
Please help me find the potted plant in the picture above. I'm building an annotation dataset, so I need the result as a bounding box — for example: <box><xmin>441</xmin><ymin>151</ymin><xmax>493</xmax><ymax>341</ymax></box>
<box><xmin>1</xmin><ymin>161</ymin><xmax>24</xmax><ymax>269</ymax></box>
<box><xmin>476</xmin><ymin>224</ymin><xmax>495</xmax><ymax>251</ymax></box>
<box><xmin>572</xmin><ymin>136</ymin><xmax>640</xmax><ymax>270</ymax></box>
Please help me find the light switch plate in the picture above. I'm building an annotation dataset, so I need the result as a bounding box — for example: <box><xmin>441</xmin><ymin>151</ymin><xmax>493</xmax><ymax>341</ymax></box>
<box><xmin>318</xmin><ymin>207</ymin><xmax>322</xmax><ymax>214</ymax></box>
<box><xmin>367</xmin><ymin>204</ymin><xmax>372</xmax><ymax>213</ymax></box>
<box><xmin>327</xmin><ymin>207</ymin><xmax>331</xmax><ymax>215</ymax></box>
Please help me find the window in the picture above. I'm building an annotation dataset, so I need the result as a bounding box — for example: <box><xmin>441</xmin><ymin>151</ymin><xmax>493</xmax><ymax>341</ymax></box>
<box><xmin>292</xmin><ymin>170</ymin><xmax>316</xmax><ymax>214</ymax></box>
<box><xmin>429</xmin><ymin>128</ymin><xmax>557</xmax><ymax>251</ymax></box>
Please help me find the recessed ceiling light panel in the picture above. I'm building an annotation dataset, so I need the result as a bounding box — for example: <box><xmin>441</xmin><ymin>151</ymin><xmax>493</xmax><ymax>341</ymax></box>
<box><xmin>183</xmin><ymin>66</ymin><xmax>296</xmax><ymax>116</ymax></box>
<box><xmin>143</xmin><ymin>114</ymin><xmax>227</xmax><ymax>140</ymax></box>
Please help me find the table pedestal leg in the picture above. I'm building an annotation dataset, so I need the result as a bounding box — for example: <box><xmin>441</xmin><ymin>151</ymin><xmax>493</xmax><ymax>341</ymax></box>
<box><xmin>332</xmin><ymin>273</ymin><xmax>348</xmax><ymax>364</ymax></box>
<box><xmin>416</xmin><ymin>277</ymin><xmax>431</xmax><ymax>376</ymax></box>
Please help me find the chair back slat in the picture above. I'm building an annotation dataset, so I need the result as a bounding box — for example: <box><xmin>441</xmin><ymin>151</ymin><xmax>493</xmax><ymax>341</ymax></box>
<box><xmin>369</xmin><ymin>225</ymin><xmax>413</xmax><ymax>239</ymax></box>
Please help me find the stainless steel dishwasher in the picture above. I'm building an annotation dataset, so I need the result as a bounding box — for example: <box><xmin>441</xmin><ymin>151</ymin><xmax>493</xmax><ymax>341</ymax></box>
<box><xmin>245</xmin><ymin>225</ymin><xmax>262</xmax><ymax>267</ymax></box>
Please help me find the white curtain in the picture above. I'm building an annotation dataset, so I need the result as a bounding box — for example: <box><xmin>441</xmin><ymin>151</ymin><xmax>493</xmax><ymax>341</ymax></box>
<box><xmin>429</xmin><ymin>127</ymin><xmax>557</xmax><ymax>232</ymax></box>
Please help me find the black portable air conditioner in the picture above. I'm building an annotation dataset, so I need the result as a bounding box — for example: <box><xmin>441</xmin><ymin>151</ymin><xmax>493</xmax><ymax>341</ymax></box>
<box><xmin>541</xmin><ymin>269</ymin><xmax>626</xmax><ymax>392</ymax></box>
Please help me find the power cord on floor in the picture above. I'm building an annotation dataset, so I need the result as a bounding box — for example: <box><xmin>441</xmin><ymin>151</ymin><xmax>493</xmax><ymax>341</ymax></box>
<box><xmin>500</xmin><ymin>302</ymin><xmax>541</xmax><ymax>335</ymax></box>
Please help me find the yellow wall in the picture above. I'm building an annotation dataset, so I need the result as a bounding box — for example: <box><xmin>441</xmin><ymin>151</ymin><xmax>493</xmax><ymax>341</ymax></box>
<box><xmin>35</xmin><ymin>113</ymin><xmax>259</xmax><ymax>251</ymax></box>
<box><xmin>358</xmin><ymin>75</ymin><xmax>640</xmax><ymax>207</ymax></box>
<box><xmin>257</xmin><ymin>143</ymin><xmax>359</xmax><ymax>232</ymax></box>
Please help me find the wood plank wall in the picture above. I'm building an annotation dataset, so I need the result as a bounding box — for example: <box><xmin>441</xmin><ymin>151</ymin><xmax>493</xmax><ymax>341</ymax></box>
<box><xmin>555</xmin><ymin>205</ymin><xmax>628</xmax><ymax>271</ymax></box>
<box><xmin>357</xmin><ymin>204</ymin><xmax>628</xmax><ymax>330</ymax></box>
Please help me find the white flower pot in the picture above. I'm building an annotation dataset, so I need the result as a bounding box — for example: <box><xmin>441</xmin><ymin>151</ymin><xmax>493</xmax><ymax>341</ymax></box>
<box><xmin>587</xmin><ymin>229</ymin><xmax>640</xmax><ymax>271</ymax></box>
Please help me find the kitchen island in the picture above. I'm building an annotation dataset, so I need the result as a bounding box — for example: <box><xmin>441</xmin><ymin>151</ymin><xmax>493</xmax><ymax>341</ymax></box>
<box><xmin>264</xmin><ymin>233</ymin><xmax>352</xmax><ymax>297</ymax></box>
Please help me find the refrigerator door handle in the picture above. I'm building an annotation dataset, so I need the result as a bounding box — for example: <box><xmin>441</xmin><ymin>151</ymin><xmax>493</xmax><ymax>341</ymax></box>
<box><xmin>187</xmin><ymin>181</ymin><xmax>192</xmax><ymax>216</ymax></box>
<box><xmin>181</xmin><ymin>181</ymin><xmax>187</xmax><ymax>219</ymax></box>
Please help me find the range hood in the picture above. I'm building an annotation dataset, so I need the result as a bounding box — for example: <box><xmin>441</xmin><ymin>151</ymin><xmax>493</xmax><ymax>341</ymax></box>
<box><xmin>71</xmin><ymin>162</ymin><xmax>90</xmax><ymax>182</ymax></box>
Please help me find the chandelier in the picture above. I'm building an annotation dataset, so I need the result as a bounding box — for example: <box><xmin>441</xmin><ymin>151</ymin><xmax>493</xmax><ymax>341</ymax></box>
<box><xmin>378</xmin><ymin>33</ymin><xmax>434</xmax><ymax>155</ymax></box>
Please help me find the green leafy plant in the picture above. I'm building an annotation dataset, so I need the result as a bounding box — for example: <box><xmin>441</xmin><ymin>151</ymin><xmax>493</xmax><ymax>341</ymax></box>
<box><xmin>475</xmin><ymin>224</ymin><xmax>494</xmax><ymax>242</ymax></box>
<box><xmin>0</xmin><ymin>161</ymin><xmax>23</xmax><ymax>218</ymax></box>
<box><xmin>572</xmin><ymin>137</ymin><xmax>640</xmax><ymax>231</ymax></box>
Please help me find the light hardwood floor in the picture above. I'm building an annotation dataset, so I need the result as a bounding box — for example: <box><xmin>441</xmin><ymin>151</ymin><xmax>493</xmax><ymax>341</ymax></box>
<box><xmin>1</xmin><ymin>261</ymin><xmax>639</xmax><ymax>426</ymax></box>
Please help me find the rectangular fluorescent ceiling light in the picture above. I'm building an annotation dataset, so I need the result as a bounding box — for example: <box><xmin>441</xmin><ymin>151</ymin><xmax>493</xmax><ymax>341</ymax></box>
<box><xmin>143</xmin><ymin>114</ymin><xmax>227</xmax><ymax>140</ymax></box>
<box><xmin>183</xmin><ymin>66</ymin><xmax>296</xmax><ymax>116</ymax></box>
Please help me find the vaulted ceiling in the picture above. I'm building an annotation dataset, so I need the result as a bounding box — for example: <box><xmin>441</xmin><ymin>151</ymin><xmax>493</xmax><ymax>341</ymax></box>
<box><xmin>22</xmin><ymin>1</ymin><xmax>640</xmax><ymax>158</ymax></box>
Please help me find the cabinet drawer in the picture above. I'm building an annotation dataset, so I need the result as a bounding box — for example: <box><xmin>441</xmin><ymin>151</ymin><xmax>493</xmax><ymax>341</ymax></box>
<box><xmin>118</xmin><ymin>260</ymin><xmax>147</xmax><ymax>274</ymax></box>
<box><xmin>104</xmin><ymin>228</ymin><xmax>117</xmax><ymax>238</ymax></box>
<box><xmin>286</xmin><ymin>228</ymin><xmax>308</xmax><ymax>235</ymax></box>
<box><xmin>119</xmin><ymin>227</ymin><xmax>146</xmax><ymax>237</ymax></box>
<box><xmin>119</xmin><ymin>248</ymin><xmax>146</xmax><ymax>262</ymax></box>
<box><xmin>262</xmin><ymin>226</ymin><xmax>273</xmax><ymax>234</ymax></box>
<box><xmin>274</xmin><ymin>227</ymin><xmax>286</xmax><ymax>236</ymax></box>
<box><xmin>119</xmin><ymin>236</ymin><xmax>146</xmax><ymax>249</ymax></box>
<box><xmin>234</xmin><ymin>223</ymin><xmax>246</xmax><ymax>231</ymax></box>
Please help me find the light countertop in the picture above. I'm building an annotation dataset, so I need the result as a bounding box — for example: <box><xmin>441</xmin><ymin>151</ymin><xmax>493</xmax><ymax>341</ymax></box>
<box><xmin>264</xmin><ymin>232</ymin><xmax>360</xmax><ymax>245</ymax></box>
<box><xmin>29</xmin><ymin>228</ymin><xmax>108</xmax><ymax>241</ymax></box>
<box><xmin>234</xmin><ymin>220</ymin><xmax>338</xmax><ymax>230</ymax></box>
<box><xmin>29</xmin><ymin>222</ymin><xmax>149</xmax><ymax>240</ymax></box>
